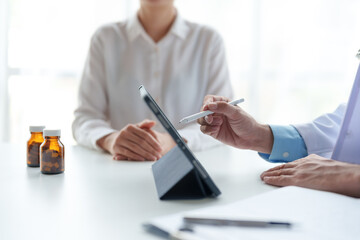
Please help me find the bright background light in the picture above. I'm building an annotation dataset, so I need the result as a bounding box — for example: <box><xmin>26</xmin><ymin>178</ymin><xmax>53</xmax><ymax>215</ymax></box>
<box><xmin>1</xmin><ymin>0</ymin><xmax>360</xmax><ymax>145</ymax></box>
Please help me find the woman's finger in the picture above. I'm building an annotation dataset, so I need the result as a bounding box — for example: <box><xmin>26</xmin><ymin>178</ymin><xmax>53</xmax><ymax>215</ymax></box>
<box><xmin>113</xmin><ymin>154</ymin><xmax>127</xmax><ymax>161</ymax></box>
<box><xmin>114</xmin><ymin>145</ymin><xmax>146</xmax><ymax>161</ymax></box>
<box><xmin>124</xmin><ymin>128</ymin><xmax>162</xmax><ymax>159</ymax></box>
<box><xmin>127</xmin><ymin>125</ymin><xmax>162</xmax><ymax>152</ymax></box>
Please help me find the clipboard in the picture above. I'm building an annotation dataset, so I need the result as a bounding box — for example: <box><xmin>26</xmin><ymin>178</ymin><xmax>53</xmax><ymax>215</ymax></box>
<box><xmin>139</xmin><ymin>85</ymin><xmax>221</xmax><ymax>200</ymax></box>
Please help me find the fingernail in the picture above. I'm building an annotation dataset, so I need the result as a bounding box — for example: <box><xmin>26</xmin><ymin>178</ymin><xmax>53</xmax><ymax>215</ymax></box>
<box><xmin>205</xmin><ymin>116</ymin><xmax>210</xmax><ymax>123</ymax></box>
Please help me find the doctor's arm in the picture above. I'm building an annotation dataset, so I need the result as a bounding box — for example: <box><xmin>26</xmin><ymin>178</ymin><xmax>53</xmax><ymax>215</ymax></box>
<box><xmin>198</xmin><ymin>97</ymin><xmax>360</xmax><ymax>197</ymax></box>
<box><xmin>260</xmin><ymin>104</ymin><xmax>346</xmax><ymax>162</ymax></box>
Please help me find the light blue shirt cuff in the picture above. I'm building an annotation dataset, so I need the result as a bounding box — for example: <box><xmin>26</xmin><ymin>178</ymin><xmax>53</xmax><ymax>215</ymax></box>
<box><xmin>258</xmin><ymin>125</ymin><xmax>308</xmax><ymax>163</ymax></box>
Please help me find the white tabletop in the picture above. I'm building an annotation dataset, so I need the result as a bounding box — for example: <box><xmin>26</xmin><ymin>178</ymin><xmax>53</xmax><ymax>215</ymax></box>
<box><xmin>0</xmin><ymin>142</ymin><xmax>276</xmax><ymax>240</ymax></box>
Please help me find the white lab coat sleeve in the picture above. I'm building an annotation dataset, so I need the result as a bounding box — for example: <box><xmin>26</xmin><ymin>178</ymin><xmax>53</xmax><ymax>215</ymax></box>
<box><xmin>72</xmin><ymin>30</ymin><xmax>116</xmax><ymax>151</ymax></box>
<box><xmin>178</xmin><ymin>29</ymin><xmax>234</xmax><ymax>152</ymax></box>
<box><xmin>292</xmin><ymin>103</ymin><xmax>346</xmax><ymax>157</ymax></box>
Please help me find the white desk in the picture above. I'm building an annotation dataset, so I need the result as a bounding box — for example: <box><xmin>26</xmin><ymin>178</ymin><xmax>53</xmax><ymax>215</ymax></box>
<box><xmin>0</xmin><ymin>143</ymin><xmax>276</xmax><ymax>239</ymax></box>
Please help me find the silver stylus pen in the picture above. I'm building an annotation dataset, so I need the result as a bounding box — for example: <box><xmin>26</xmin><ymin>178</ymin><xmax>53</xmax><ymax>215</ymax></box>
<box><xmin>179</xmin><ymin>98</ymin><xmax>244</xmax><ymax>124</ymax></box>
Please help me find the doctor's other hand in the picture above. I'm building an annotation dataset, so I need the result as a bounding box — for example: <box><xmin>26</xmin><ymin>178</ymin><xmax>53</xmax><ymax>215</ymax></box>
<box><xmin>96</xmin><ymin>120</ymin><xmax>163</xmax><ymax>161</ymax></box>
<box><xmin>261</xmin><ymin>154</ymin><xmax>360</xmax><ymax>198</ymax></box>
<box><xmin>198</xmin><ymin>95</ymin><xmax>274</xmax><ymax>154</ymax></box>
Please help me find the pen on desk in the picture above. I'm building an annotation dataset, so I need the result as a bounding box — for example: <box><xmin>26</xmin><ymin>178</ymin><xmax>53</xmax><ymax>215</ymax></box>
<box><xmin>183</xmin><ymin>216</ymin><xmax>292</xmax><ymax>228</ymax></box>
<box><xmin>179</xmin><ymin>98</ymin><xmax>245</xmax><ymax>124</ymax></box>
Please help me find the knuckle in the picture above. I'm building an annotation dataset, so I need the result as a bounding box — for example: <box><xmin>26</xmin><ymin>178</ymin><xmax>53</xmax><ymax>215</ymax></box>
<box><xmin>274</xmin><ymin>175</ymin><xmax>283</xmax><ymax>181</ymax></box>
<box><xmin>324</xmin><ymin>159</ymin><xmax>335</xmax><ymax>164</ymax></box>
<box><xmin>127</xmin><ymin>124</ymin><xmax>135</xmax><ymax>131</ymax></box>
<box><xmin>280</xmin><ymin>164</ymin><xmax>287</xmax><ymax>169</ymax></box>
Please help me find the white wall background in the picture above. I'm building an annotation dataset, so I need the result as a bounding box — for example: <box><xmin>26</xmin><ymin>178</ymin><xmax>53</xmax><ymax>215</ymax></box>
<box><xmin>1</xmin><ymin>0</ymin><xmax>360</xmax><ymax>144</ymax></box>
<box><xmin>0</xmin><ymin>0</ymin><xmax>9</xmax><ymax>142</ymax></box>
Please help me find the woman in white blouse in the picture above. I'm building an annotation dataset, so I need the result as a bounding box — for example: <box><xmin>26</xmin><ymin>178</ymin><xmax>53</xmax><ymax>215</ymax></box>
<box><xmin>72</xmin><ymin>0</ymin><xmax>233</xmax><ymax>161</ymax></box>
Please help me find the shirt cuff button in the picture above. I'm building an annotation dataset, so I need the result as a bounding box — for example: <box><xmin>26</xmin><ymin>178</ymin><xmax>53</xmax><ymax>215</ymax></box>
<box><xmin>282</xmin><ymin>152</ymin><xmax>289</xmax><ymax>158</ymax></box>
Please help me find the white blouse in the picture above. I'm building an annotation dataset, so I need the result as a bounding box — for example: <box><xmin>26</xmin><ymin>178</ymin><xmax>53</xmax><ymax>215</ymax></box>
<box><xmin>72</xmin><ymin>13</ymin><xmax>233</xmax><ymax>152</ymax></box>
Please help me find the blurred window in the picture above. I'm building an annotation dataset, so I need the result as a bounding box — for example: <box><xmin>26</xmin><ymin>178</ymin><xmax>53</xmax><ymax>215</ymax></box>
<box><xmin>3</xmin><ymin>0</ymin><xmax>360</xmax><ymax>143</ymax></box>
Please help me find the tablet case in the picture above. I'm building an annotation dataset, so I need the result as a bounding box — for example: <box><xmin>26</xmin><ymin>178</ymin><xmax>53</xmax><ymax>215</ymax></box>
<box><xmin>152</xmin><ymin>145</ymin><xmax>211</xmax><ymax>200</ymax></box>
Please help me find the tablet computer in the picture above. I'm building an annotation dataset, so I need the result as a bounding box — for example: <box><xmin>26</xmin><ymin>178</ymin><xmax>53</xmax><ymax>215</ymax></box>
<box><xmin>139</xmin><ymin>85</ymin><xmax>221</xmax><ymax>199</ymax></box>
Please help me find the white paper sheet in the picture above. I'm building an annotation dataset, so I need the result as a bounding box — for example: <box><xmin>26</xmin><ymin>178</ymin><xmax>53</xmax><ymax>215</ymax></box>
<box><xmin>144</xmin><ymin>186</ymin><xmax>360</xmax><ymax>240</ymax></box>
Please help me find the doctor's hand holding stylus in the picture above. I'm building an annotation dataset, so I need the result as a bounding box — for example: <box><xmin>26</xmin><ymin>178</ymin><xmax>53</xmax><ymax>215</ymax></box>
<box><xmin>197</xmin><ymin>94</ymin><xmax>360</xmax><ymax>198</ymax></box>
<box><xmin>197</xmin><ymin>95</ymin><xmax>274</xmax><ymax>154</ymax></box>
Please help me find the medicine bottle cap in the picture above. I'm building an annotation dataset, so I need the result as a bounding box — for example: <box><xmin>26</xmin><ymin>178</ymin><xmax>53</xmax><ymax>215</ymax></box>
<box><xmin>44</xmin><ymin>129</ymin><xmax>61</xmax><ymax>137</ymax></box>
<box><xmin>29</xmin><ymin>126</ymin><xmax>46</xmax><ymax>132</ymax></box>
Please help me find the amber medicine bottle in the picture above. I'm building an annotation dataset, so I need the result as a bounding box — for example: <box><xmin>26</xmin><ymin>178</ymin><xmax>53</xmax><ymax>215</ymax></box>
<box><xmin>27</xmin><ymin>126</ymin><xmax>45</xmax><ymax>167</ymax></box>
<box><xmin>40</xmin><ymin>129</ymin><xmax>65</xmax><ymax>174</ymax></box>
